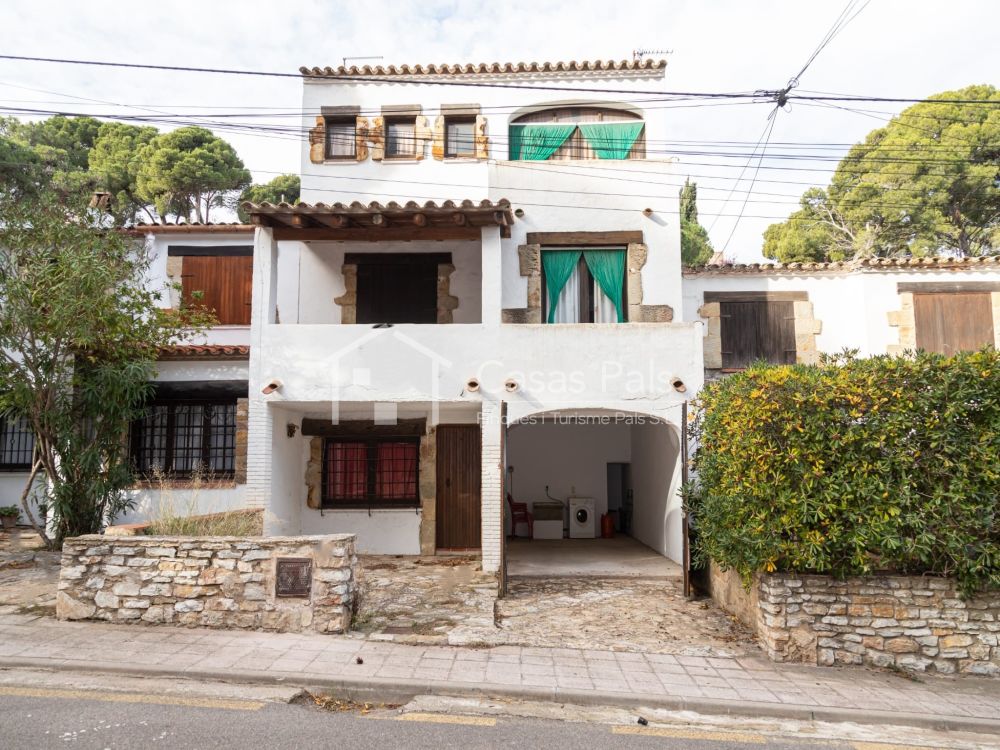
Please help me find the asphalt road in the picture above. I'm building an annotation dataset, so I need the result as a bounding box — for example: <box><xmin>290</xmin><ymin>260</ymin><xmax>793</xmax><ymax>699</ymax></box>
<box><xmin>0</xmin><ymin>688</ymin><xmax>941</xmax><ymax>750</ymax></box>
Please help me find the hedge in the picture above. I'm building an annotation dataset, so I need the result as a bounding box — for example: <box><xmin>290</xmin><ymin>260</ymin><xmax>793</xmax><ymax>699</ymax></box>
<box><xmin>686</xmin><ymin>349</ymin><xmax>1000</xmax><ymax>595</ymax></box>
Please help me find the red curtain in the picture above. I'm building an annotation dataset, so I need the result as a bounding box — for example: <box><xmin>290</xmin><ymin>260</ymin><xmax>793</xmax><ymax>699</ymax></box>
<box><xmin>375</xmin><ymin>442</ymin><xmax>417</xmax><ymax>499</ymax></box>
<box><xmin>326</xmin><ymin>442</ymin><xmax>367</xmax><ymax>500</ymax></box>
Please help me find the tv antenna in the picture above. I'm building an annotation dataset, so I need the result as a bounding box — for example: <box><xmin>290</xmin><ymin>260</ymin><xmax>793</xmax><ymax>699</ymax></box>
<box><xmin>632</xmin><ymin>48</ymin><xmax>672</xmax><ymax>62</ymax></box>
<box><xmin>342</xmin><ymin>55</ymin><xmax>384</xmax><ymax>67</ymax></box>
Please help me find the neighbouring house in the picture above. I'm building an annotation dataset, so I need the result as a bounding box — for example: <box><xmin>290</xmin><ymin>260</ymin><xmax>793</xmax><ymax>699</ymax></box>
<box><xmin>4</xmin><ymin>59</ymin><xmax>1000</xmax><ymax>583</ymax></box>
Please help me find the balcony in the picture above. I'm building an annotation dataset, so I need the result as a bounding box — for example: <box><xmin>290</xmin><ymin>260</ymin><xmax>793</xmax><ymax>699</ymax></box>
<box><xmin>256</xmin><ymin>322</ymin><xmax>703</xmax><ymax>408</ymax></box>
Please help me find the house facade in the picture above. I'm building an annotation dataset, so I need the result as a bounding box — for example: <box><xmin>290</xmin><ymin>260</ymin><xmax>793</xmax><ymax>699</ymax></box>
<box><xmin>3</xmin><ymin>59</ymin><xmax>999</xmax><ymax>580</ymax></box>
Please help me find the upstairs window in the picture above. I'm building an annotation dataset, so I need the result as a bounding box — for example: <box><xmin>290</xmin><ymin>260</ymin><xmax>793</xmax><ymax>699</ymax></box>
<box><xmin>912</xmin><ymin>290</ymin><xmax>995</xmax><ymax>355</ymax></box>
<box><xmin>445</xmin><ymin>116</ymin><xmax>476</xmax><ymax>158</ymax></box>
<box><xmin>542</xmin><ymin>248</ymin><xmax>626</xmax><ymax>323</ymax></box>
<box><xmin>509</xmin><ymin>106</ymin><xmax>645</xmax><ymax>161</ymax></box>
<box><xmin>325</xmin><ymin>118</ymin><xmax>357</xmax><ymax>160</ymax></box>
<box><xmin>172</xmin><ymin>247</ymin><xmax>253</xmax><ymax>326</ymax></box>
<box><xmin>385</xmin><ymin>118</ymin><xmax>417</xmax><ymax>158</ymax></box>
<box><xmin>0</xmin><ymin>414</ymin><xmax>34</xmax><ymax>471</ymax></box>
<box><xmin>131</xmin><ymin>400</ymin><xmax>237</xmax><ymax>478</ymax></box>
<box><xmin>322</xmin><ymin>437</ymin><xmax>419</xmax><ymax>508</ymax></box>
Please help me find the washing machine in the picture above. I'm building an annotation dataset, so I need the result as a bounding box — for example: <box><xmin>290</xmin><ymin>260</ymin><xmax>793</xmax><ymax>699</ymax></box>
<box><xmin>568</xmin><ymin>497</ymin><xmax>596</xmax><ymax>539</ymax></box>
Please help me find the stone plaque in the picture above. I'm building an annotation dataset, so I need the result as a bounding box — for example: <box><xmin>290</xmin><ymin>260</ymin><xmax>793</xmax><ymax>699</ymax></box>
<box><xmin>275</xmin><ymin>557</ymin><xmax>312</xmax><ymax>598</ymax></box>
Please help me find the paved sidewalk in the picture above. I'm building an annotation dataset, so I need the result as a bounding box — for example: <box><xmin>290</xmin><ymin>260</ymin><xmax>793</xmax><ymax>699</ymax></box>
<box><xmin>1</xmin><ymin>611</ymin><xmax>999</xmax><ymax>732</ymax></box>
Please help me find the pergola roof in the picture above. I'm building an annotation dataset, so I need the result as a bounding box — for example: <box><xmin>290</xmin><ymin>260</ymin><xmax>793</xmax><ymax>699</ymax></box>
<box><xmin>244</xmin><ymin>199</ymin><xmax>514</xmax><ymax>239</ymax></box>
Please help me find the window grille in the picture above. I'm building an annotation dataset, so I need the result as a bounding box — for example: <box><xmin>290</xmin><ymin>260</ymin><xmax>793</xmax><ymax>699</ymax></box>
<box><xmin>321</xmin><ymin>437</ymin><xmax>419</xmax><ymax>508</ymax></box>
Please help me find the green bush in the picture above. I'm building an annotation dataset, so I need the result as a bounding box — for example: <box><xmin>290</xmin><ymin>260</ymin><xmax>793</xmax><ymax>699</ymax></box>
<box><xmin>686</xmin><ymin>349</ymin><xmax>1000</xmax><ymax>595</ymax></box>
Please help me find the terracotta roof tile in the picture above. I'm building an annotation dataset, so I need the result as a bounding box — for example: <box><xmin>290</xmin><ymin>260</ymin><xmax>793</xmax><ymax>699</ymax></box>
<box><xmin>158</xmin><ymin>345</ymin><xmax>250</xmax><ymax>360</ymax></box>
<box><xmin>684</xmin><ymin>256</ymin><xmax>1000</xmax><ymax>275</ymax></box>
<box><xmin>300</xmin><ymin>59</ymin><xmax>667</xmax><ymax>78</ymax></box>
<box><xmin>125</xmin><ymin>221</ymin><xmax>254</xmax><ymax>235</ymax></box>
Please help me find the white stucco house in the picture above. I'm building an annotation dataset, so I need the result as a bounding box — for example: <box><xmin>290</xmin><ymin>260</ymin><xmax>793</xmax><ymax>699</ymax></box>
<box><xmin>3</xmin><ymin>58</ymin><xmax>998</xmax><ymax>582</ymax></box>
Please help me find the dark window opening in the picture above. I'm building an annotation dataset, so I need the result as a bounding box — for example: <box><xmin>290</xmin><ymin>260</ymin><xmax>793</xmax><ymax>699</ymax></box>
<box><xmin>130</xmin><ymin>400</ymin><xmax>237</xmax><ymax>478</ymax></box>
<box><xmin>0</xmin><ymin>415</ymin><xmax>34</xmax><ymax>471</ymax></box>
<box><xmin>325</xmin><ymin>118</ymin><xmax>357</xmax><ymax>160</ymax></box>
<box><xmin>354</xmin><ymin>254</ymin><xmax>440</xmax><ymax>324</ymax></box>
<box><xmin>445</xmin><ymin>117</ymin><xmax>476</xmax><ymax>158</ymax></box>
<box><xmin>719</xmin><ymin>300</ymin><xmax>796</xmax><ymax>369</ymax></box>
<box><xmin>385</xmin><ymin>118</ymin><xmax>417</xmax><ymax>158</ymax></box>
<box><xmin>322</xmin><ymin>437</ymin><xmax>420</xmax><ymax>508</ymax></box>
<box><xmin>540</xmin><ymin>249</ymin><xmax>627</xmax><ymax>324</ymax></box>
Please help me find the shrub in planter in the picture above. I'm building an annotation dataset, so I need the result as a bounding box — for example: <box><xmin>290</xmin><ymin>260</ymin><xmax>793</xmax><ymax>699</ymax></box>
<box><xmin>0</xmin><ymin>505</ymin><xmax>19</xmax><ymax>530</ymax></box>
<box><xmin>685</xmin><ymin>348</ymin><xmax>1000</xmax><ymax>596</ymax></box>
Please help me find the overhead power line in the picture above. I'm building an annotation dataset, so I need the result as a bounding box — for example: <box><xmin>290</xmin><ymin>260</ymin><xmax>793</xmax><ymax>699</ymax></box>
<box><xmin>0</xmin><ymin>54</ymin><xmax>998</xmax><ymax>106</ymax></box>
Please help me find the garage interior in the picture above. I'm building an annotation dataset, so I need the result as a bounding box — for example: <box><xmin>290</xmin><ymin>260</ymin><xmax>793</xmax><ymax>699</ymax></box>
<box><xmin>504</xmin><ymin>412</ymin><xmax>683</xmax><ymax>579</ymax></box>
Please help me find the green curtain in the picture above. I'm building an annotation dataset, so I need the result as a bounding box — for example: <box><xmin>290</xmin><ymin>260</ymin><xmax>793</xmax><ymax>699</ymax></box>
<box><xmin>583</xmin><ymin>249</ymin><xmax>626</xmax><ymax>322</ymax></box>
<box><xmin>508</xmin><ymin>124</ymin><xmax>576</xmax><ymax>160</ymax></box>
<box><xmin>578</xmin><ymin>123</ymin><xmax>644</xmax><ymax>160</ymax></box>
<box><xmin>541</xmin><ymin>250</ymin><xmax>582</xmax><ymax>323</ymax></box>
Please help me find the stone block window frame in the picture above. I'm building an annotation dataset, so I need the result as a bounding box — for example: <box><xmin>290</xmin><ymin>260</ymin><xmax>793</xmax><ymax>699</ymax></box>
<box><xmin>324</xmin><ymin>117</ymin><xmax>357</xmax><ymax>160</ymax></box>
<box><xmin>502</xmin><ymin>231</ymin><xmax>674</xmax><ymax>324</ymax></box>
<box><xmin>130</xmin><ymin>399</ymin><xmax>239</xmax><ymax>480</ymax></box>
<box><xmin>320</xmin><ymin>435</ymin><xmax>421</xmax><ymax>510</ymax></box>
<box><xmin>0</xmin><ymin>414</ymin><xmax>34</xmax><ymax>472</ymax></box>
<box><xmin>698</xmin><ymin>291</ymin><xmax>821</xmax><ymax>370</ymax></box>
<box><xmin>335</xmin><ymin>252</ymin><xmax>459</xmax><ymax>325</ymax></box>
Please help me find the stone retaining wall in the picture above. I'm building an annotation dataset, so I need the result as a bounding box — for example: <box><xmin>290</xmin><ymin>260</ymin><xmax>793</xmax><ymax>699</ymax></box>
<box><xmin>57</xmin><ymin>534</ymin><xmax>357</xmax><ymax>634</ymax></box>
<box><xmin>709</xmin><ymin>567</ymin><xmax>1000</xmax><ymax>676</ymax></box>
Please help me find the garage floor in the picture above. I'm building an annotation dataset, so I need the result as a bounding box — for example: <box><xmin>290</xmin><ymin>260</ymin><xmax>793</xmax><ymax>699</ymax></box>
<box><xmin>505</xmin><ymin>535</ymin><xmax>682</xmax><ymax>579</ymax></box>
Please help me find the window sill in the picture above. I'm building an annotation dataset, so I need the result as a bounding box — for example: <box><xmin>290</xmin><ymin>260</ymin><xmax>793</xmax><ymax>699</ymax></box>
<box><xmin>323</xmin><ymin>158</ymin><xmax>361</xmax><ymax>165</ymax></box>
<box><xmin>443</xmin><ymin>156</ymin><xmax>480</xmax><ymax>162</ymax></box>
<box><xmin>381</xmin><ymin>157</ymin><xmax>421</xmax><ymax>163</ymax></box>
<box><xmin>317</xmin><ymin>505</ymin><xmax>420</xmax><ymax>512</ymax></box>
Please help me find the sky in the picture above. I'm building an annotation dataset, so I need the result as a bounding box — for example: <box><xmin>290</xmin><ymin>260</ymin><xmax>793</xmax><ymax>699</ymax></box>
<box><xmin>0</xmin><ymin>0</ymin><xmax>996</xmax><ymax>260</ymax></box>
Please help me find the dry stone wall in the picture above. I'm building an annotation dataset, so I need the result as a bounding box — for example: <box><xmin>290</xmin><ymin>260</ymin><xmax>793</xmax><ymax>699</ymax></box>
<box><xmin>57</xmin><ymin>534</ymin><xmax>357</xmax><ymax>634</ymax></box>
<box><xmin>710</xmin><ymin>567</ymin><xmax>1000</xmax><ymax>676</ymax></box>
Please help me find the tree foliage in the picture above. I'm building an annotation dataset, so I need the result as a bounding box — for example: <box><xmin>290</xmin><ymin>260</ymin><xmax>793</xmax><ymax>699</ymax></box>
<box><xmin>237</xmin><ymin>174</ymin><xmax>301</xmax><ymax>222</ymax></box>
<box><xmin>686</xmin><ymin>350</ymin><xmax>1000</xmax><ymax>595</ymax></box>
<box><xmin>136</xmin><ymin>126</ymin><xmax>251</xmax><ymax>223</ymax></box>
<box><xmin>679</xmin><ymin>179</ymin><xmax>715</xmax><ymax>265</ymax></box>
<box><xmin>0</xmin><ymin>190</ymin><xmax>211</xmax><ymax>545</ymax></box>
<box><xmin>764</xmin><ymin>85</ymin><xmax>1000</xmax><ymax>262</ymax></box>
<box><xmin>88</xmin><ymin>122</ymin><xmax>159</xmax><ymax>225</ymax></box>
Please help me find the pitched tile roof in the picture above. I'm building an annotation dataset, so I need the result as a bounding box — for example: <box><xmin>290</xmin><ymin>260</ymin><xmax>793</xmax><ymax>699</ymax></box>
<box><xmin>300</xmin><ymin>59</ymin><xmax>667</xmax><ymax>78</ymax></box>
<box><xmin>158</xmin><ymin>345</ymin><xmax>250</xmax><ymax>360</ymax></box>
<box><xmin>684</xmin><ymin>256</ymin><xmax>1000</xmax><ymax>275</ymax></box>
<box><xmin>244</xmin><ymin>199</ymin><xmax>514</xmax><ymax>231</ymax></box>
<box><xmin>125</xmin><ymin>222</ymin><xmax>253</xmax><ymax>235</ymax></box>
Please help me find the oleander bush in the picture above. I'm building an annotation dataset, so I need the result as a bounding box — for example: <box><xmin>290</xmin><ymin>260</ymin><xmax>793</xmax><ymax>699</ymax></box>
<box><xmin>686</xmin><ymin>348</ymin><xmax>1000</xmax><ymax>595</ymax></box>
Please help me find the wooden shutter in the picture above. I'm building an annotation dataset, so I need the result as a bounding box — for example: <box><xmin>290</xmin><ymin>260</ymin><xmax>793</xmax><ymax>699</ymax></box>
<box><xmin>720</xmin><ymin>300</ymin><xmax>796</xmax><ymax>368</ymax></box>
<box><xmin>181</xmin><ymin>256</ymin><xmax>253</xmax><ymax>325</ymax></box>
<box><xmin>355</xmin><ymin>259</ymin><xmax>437</xmax><ymax>324</ymax></box>
<box><xmin>914</xmin><ymin>292</ymin><xmax>994</xmax><ymax>355</ymax></box>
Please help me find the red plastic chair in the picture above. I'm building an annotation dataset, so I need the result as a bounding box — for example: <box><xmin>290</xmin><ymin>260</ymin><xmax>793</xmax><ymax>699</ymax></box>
<box><xmin>506</xmin><ymin>493</ymin><xmax>534</xmax><ymax>540</ymax></box>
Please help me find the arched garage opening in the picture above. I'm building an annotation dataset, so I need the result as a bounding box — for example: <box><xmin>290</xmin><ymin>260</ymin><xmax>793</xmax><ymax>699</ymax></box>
<box><xmin>504</xmin><ymin>409</ymin><xmax>683</xmax><ymax>578</ymax></box>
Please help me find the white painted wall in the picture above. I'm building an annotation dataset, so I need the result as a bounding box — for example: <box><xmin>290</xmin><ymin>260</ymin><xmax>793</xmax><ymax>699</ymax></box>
<box><xmin>143</xmin><ymin>230</ymin><xmax>255</xmax><ymax>347</ymax></box>
<box><xmin>0</xmin><ymin>473</ymin><xmax>45</xmax><ymax>524</ymax></box>
<box><xmin>304</xmin><ymin>510</ymin><xmax>421</xmax><ymax>555</ymax></box>
<box><xmin>116</xmin><ymin>485</ymin><xmax>247</xmax><ymax>526</ymax></box>
<box><xmin>684</xmin><ymin>267</ymin><xmax>1000</xmax><ymax>357</ymax></box>
<box><xmin>629</xmin><ymin>421</ymin><xmax>683</xmax><ymax>562</ymax></box>
<box><xmin>266</xmin><ymin>406</ymin><xmax>305</xmax><ymax>535</ymax></box>
<box><xmin>506</xmin><ymin>421</ymin><xmax>632</xmax><ymax>524</ymax></box>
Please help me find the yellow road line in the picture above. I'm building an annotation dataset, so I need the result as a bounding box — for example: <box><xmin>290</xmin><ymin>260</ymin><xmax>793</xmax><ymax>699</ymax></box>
<box><xmin>853</xmin><ymin>744</ymin><xmax>947</xmax><ymax>750</ymax></box>
<box><xmin>396</xmin><ymin>712</ymin><xmax>496</xmax><ymax>727</ymax></box>
<box><xmin>0</xmin><ymin>685</ymin><xmax>264</xmax><ymax>711</ymax></box>
<box><xmin>613</xmin><ymin>725</ymin><xmax>766</xmax><ymax>743</ymax></box>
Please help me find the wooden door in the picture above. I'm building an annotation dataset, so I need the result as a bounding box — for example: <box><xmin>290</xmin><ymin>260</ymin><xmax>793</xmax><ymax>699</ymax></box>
<box><xmin>914</xmin><ymin>292</ymin><xmax>994</xmax><ymax>355</ymax></box>
<box><xmin>436</xmin><ymin>425</ymin><xmax>481</xmax><ymax>550</ymax></box>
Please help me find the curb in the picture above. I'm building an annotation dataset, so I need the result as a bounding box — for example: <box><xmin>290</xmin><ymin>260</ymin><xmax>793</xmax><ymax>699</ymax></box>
<box><xmin>1</xmin><ymin>656</ymin><xmax>997</xmax><ymax>735</ymax></box>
